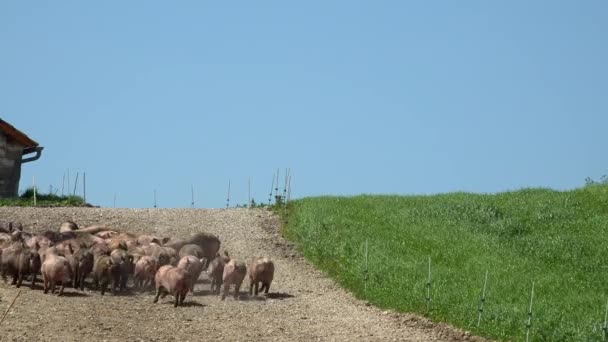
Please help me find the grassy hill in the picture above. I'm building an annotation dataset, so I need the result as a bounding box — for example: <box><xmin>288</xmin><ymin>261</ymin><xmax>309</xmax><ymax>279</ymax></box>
<box><xmin>282</xmin><ymin>184</ymin><xmax>608</xmax><ymax>341</ymax></box>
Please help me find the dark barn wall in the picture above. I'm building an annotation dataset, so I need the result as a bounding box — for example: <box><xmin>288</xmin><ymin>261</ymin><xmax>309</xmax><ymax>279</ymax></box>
<box><xmin>0</xmin><ymin>132</ymin><xmax>24</xmax><ymax>198</ymax></box>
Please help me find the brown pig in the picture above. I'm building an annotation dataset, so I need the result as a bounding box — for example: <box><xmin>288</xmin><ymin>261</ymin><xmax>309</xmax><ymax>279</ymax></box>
<box><xmin>110</xmin><ymin>249</ymin><xmax>134</xmax><ymax>293</ymax></box>
<box><xmin>248</xmin><ymin>257</ymin><xmax>275</xmax><ymax>296</ymax></box>
<box><xmin>178</xmin><ymin>244</ymin><xmax>204</xmax><ymax>259</ymax></box>
<box><xmin>92</xmin><ymin>254</ymin><xmax>115</xmax><ymax>295</ymax></box>
<box><xmin>221</xmin><ymin>259</ymin><xmax>247</xmax><ymax>300</ymax></box>
<box><xmin>164</xmin><ymin>232</ymin><xmax>220</xmax><ymax>262</ymax></box>
<box><xmin>41</xmin><ymin>250</ymin><xmax>72</xmax><ymax>296</ymax></box>
<box><xmin>0</xmin><ymin>243</ymin><xmax>41</xmax><ymax>289</ymax></box>
<box><xmin>69</xmin><ymin>247</ymin><xmax>94</xmax><ymax>291</ymax></box>
<box><xmin>206</xmin><ymin>252</ymin><xmax>230</xmax><ymax>295</ymax></box>
<box><xmin>177</xmin><ymin>255</ymin><xmax>205</xmax><ymax>294</ymax></box>
<box><xmin>153</xmin><ymin>265</ymin><xmax>190</xmax><ymax>307</ymax></box>
<box><xmin>95</xmin><ymin>230</ymin><xmax>118</xmax><ymax>239</ymax></box>
<box><xmin>133</xmin><ymin>255</ymin><xmax>158</xmax><ymax>291</ymax></box>
<box><xmin>59</xmin><ymin>221</ymin><xmax>79</xmax><ymax>233</ymax></box>
<box><xmin>137</xmin><ymin>235</ymin><xmax>162</xmax><ymax>246</ymax></box>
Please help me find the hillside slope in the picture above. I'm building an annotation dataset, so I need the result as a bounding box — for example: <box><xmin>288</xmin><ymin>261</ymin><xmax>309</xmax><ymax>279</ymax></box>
<box><xmin>283</xmin><ymin>185</ymin><xmax>608</xmax><ymax>341</ymax></box>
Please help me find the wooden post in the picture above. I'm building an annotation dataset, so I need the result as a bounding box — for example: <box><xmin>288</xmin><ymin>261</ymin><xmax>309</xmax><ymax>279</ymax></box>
<box><xmin>268</xmin><ymin>172</ymin><xmax>275</xmax><ymax>206</ymax></box>
<box><xmin>602</xmin><ymin>299</ymin><xmax>608</xmax><ymax>341</ymax></box>
<box><xmin>477</xmin><ymin>270</ymin><xmax>489</xmax><ymax>327</ymax></box>
<box><xmin>364</xmin><ymin>239</ymin><xmax>369</xmax><ymax>293</ymax></box>
<box><xmin>73</xmin><ymin>172</ymin><xmax>79</xmax><ymax>196</ymax></box>
<box><xmin>32</xmin><ymin>176</ymin><xmax>36</xmax><ymax>206</ymax></box>
<box><xmin>525</xmin><ymin>282</ymin><xmax>535</xmax><ymax>342</ymax></box>
<box><xmin>226</xmin><ymin>180</ymin><xmax>231</xmax><ymax>208</ymax></box>
<box><xmin>274</xmin><ymin>168</ymin><xmax>280</xmax><ymax>202</ymax></box>
<box><xmin>426</xmin><ymin>257</ymin><xmax>432</xmax><ymax>312</ymax></box>
<box><xmin>83</xmin><ymin>172</ymin><xmax>86</xmax><ymax>204</ymax></box>
<box><xmin>191</xmin><ymin>184</ymin><xmax>194</xmax><ymax>208</ymax></box>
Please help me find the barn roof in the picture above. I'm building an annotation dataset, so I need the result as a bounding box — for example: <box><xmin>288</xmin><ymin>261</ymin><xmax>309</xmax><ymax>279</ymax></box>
<box><xmin>0</xmin><ymin>118</ymin><xmax>39</xmax><ymax>148</ymax></box>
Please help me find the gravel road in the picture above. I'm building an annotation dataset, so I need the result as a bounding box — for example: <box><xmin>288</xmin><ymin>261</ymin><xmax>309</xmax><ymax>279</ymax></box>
<box><xmin>0</xmin><ymin>207</ymin><xmax>487</xmax><ymax>342</ymax></box>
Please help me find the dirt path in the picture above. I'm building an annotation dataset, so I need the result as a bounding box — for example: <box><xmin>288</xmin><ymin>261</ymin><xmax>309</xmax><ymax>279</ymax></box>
<box><xmin>0</xmin><ymin>207</ymin><xmax>484</xmax><ymax>342</ymax></box>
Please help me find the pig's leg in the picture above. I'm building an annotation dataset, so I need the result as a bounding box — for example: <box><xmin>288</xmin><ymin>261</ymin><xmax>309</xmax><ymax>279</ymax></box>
<box><xmin>234</xmin><ymin>282</ymin><xmax>241</xmax><ymax>300</ymax></box>
<box><xmin>58</xmin><ymin>281</ymin><xmax>65</xmax><ymax>296</ymax></box>
<box><xmin>43</xmin><ymin>274</ymin><xmax>49</xmax><ymax>294</ymax></box>
<box><xmin>153</xmin><ymin>286</ymin><xmax>162</xmax><ymax>303</ymax></box>
<box><xmin>221</xmin><ymin>283</ymin><xmax>229</xmax><ymax>300</ymax></box>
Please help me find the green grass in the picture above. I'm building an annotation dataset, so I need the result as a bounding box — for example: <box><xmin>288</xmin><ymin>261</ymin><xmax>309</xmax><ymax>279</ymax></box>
<box><xmin>281</xmin><ymin>184</ymin><xmax>608</xmax><ymax>341</ymax></box>
<box><xmin>0</xmin><ymin>187</ymin><xmax>87</xmax><ymax>207</ymax></box>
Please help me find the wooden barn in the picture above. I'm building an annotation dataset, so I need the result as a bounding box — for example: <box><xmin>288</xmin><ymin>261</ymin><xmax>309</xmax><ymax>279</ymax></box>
<box><xmin>0</xmin><ymin>118</ymin><xmax>44</xmax><ymax>198</ymax></box>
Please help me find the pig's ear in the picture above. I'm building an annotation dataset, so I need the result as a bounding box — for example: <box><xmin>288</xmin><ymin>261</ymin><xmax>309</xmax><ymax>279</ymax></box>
<box><xmin>35</xmin><ymin>242</ymin><xmax>41</xmax><ymax>250</ymax></box>
<box><xmin>68</xmin><ymin>244</ymin><xmax>74</xmax><ymax>254</ymax></box>
<box><xmin>162</xmin><ymin>237</ymin><xmax>171</xmax><ymax>245</ymax></box>
<box><xmin>151</xmin><ymin>238</ymin><xmax>160</xmax><ymax>245</ymax></box>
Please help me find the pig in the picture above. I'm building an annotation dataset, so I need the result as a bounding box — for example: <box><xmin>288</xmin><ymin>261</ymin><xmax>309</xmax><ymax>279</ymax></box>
<box><xmin>92</xmin><ymin>254</ymin><xmax>115</xmax><ymax>295</ymax></box>
<box><xmin>110</xmin><ymin>249</ymin><xmax>134</xmax><ymax>293</ymax></box>
<box><xmin>133</xmin><ymin>256</ymin><xmax>158</xmax><ymax>291</ymax></box>
<box><xmin>153</xmin><ymin>265</ymin><xmax>190</xmax><ymax>307</ymax></box>
<box><xmin>177</xmin><ymin>255</ymin><xmax>205</xmax><ymax>294</ymax></box>
<box><xmin>206</xmin><ymin>252</ymin><xmax>230</xmax><ymax>295</ymax></box>
<box><xmin>137</xmin><ymin>235</ymin><xmax>163</xmax><ymax>246</ymax></box>
<box><xmin>107</xmin><ymin>239</ymin><xmax>129</xmax><ymax>252</ymax></box>
<box><xmin>69</xmin><ymin>247</ymin><xmax>94</xmax><ymax>291</ymax></box>
<box><xmin>151</xmin><ymin>247</ymin><xmax>177</xmax><ymax>267</ymax></box>
<box><xmin>221</xmin><ymin>259</ymin><xmax>247</xmax><ymax>300</ymax></box>
<box><xmin>128</xmin><ymin>246</ymin><xmax>146</xmax><ymax>264</ymax></box>
<box><xmin>41</xmin><ymin>250</ymin><xmax>72</xmax><ymax>296</ymax></box>
<box><xmin>0</xmin><ymin>243</ymin><xmax>41</xmax><ymax>289</ymax></box>
<box><xmin>90</xmin><ymin>242</ymin><xmax>110</xmax><ymax>259</ymax></box>
<box><xmin>59</xmin><ymin>221</ymin><xmax>79</xmax><ymax>233</ymax></box>
<box><xmin>248</xmin><ymin>257</ymin><xmax>275</xmax><ymax>296</ymax></box>
<box><xmin>95</xmin><ymin>230</ymin><xmax>118</xmax><ymax>239</ymax></box>
<box><xmin>164</xmin><ymin>232</ymin><xmax>221</xmax><ymax>262</ymax></box>
<box><xmin>178</xmin><ymin>244</ymin><xmax>205</xmax><ymax>259</ymax></box>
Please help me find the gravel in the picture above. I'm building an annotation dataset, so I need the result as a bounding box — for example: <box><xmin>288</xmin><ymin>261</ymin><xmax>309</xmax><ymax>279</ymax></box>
<box><xmin>0</xmin><ymin>207</ymin><xmax>489</xmax><ymax>342</ymax></box>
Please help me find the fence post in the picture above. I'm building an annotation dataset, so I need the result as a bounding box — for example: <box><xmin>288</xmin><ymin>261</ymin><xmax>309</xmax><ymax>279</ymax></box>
<box><xmin>191</xmin><ymin>184</ymin><xmax>195</xmax><ymax>208</ymax></box>
<box><xmin>603</xmin><ymin>299</ymin><xmax>608</xmax><ymax>341</ymax></box>
<box><xmin>226</xmin><ymin>180</ymin><xmax>231</xmax><ymax>208</ymax></box>
<box><xmin>364</xmin><ymin>239</ymin><xmax>369</xmax><ymax>293</ymax></box>
<box><xmin>426</xmin><ymin>257</ymin><xmax>432</xmax><ymax>312</ymax></box>
<box><xmin>477</xmin><ymin>270</ymin><xmax>489</xmax><ymax>327</ymax></box>
<box><xmin>73</xmin><ymin>172</ymin><xmax>79</xmax><ymax>196</ymax></box>
<box><xmin>525</xmin><ymin>282</ymin><xmax>535</xmax><ymax>342</ymax></box>
<box><xmin>32</xmin><ymin>176</ymin><xmax>36</xmax><ymax>206</ymax></box>
<box><xmin>268</xmin><ymin>172</ymin><xmax>275</xmax><ymax>206</ymax></box>
<box><xmin>83</xmin><ymin>172</ymin><xmax>86</xmax><ymax>204</ymax></box>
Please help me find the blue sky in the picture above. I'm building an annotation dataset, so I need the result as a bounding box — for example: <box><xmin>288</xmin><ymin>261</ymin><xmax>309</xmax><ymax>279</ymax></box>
<box><xmin>1</xmin><ymin>1</ymin><xmax>607</xmax><ymax>208</ymax></box>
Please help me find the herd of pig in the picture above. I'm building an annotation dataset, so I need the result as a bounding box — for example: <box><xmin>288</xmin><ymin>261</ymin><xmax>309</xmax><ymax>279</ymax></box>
<box><xmin>0</xmin><ymin>221</ymin><xmax>275</xmax><ymax>307</ymax></box>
